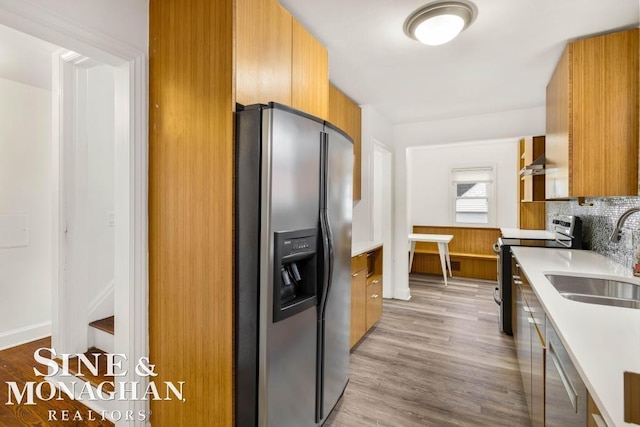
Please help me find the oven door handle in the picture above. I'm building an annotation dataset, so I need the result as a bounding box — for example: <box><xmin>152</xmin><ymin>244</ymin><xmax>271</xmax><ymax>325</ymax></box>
<box><xmin>493</xmin><ymin>286</ymin><xmax>501</xmax><ymax>305</ymax></box>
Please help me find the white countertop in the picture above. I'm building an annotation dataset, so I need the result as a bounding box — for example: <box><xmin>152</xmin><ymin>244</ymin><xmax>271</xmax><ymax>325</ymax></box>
<box><xmin>500</xmin><ymin>227</ymin><xmax>556</xmax><ymax>240</ymax></box>
<box><xmin>510</xmin><ymin>247</ymin><xmax>640</xmax><ymax>427</ymax></box>
<box><xmin>352</xmin><ymin>241</ymin><xmax>383</xmax><ymax>257</ymax></box>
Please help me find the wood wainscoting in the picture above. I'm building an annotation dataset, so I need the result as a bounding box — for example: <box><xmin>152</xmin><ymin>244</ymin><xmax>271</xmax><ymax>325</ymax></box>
<box><xmin>411</xmin><ymin>226</ymin><xmax>500</xmax><ymax>281</ymax></box>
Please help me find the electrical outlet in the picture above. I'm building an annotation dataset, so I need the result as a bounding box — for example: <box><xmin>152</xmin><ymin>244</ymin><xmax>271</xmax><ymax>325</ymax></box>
<box><xmin>108</xmin><ymin>211</ymin><xmax>115</xmax><ymax>226</ymax></box>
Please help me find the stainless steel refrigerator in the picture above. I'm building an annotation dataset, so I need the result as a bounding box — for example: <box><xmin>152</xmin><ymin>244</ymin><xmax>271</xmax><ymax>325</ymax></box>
<box><xmin>235</xmin><ymin>103</ymin><xmax>353</xmax><ymax>426</ymax></box>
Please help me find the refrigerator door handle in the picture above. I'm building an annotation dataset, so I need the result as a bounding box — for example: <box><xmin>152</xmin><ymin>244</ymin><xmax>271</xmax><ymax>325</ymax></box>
<box><xmin>316</xmin><ymin>131</ymin><xmax>329</xmax><ymax>422</ymax></box>
<box><xmin>320</xmin><ymin>213</ymin><xmax>334</xmax><ymax>319</ymax></box>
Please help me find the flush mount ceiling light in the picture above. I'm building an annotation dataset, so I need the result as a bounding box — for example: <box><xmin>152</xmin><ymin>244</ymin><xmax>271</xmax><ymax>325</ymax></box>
<box><xmin>404</xmin><ymin>1</ymin><xmax>477</xmax><ymax>46</ymax></box>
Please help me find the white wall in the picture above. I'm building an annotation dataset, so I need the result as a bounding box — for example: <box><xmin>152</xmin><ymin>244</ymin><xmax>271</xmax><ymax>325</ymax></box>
<box><xmin>408</xmin><ymin>139</ymin><xmax>518</xmax><ymax>228</ymax></box>
<box><xmin>391</xmin><ymin>106</ymin><xmax>546</xmax><ymax>300</ymax></box>
<box><xmin>0</xmin><ymin>77</ymin><xmax>52</xmax><ymax>349</ymax></box>
<box><xmin>353</xmin><ymin>105</ymin><xmax>394</xmax><ymax>242</ymax></box>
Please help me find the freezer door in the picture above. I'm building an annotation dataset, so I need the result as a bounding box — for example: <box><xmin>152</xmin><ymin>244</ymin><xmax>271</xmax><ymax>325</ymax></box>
<box><xmin>318</xmin><ymin>125</ymin><xmax>353</xmax><ymax>422</ymax></box>
<box><xmin>260</xmin><ymin>106</ymin><xmax>323</xmax><ymax>427</ymax></box>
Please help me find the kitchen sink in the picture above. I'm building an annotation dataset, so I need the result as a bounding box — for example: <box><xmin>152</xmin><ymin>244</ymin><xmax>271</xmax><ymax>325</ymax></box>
<box><xmin>545</xmin><ymin>274</ymin><xmax>640</xmax><ymax>309</ymax></box>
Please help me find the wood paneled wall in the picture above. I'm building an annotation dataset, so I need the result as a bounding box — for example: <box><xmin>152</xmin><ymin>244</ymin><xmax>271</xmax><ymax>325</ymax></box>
<box><xmin>328</xmin><ymin>84</ymin><xmax>362</xmax><ymax>200</ymax></box>
<box><xmin>411</xmin><ymin>226</ymin><xmax>500</xmax><ymax>281</ymax></box>
<box><xmin>236</xmin><ymin>0</ymin><xmax>292</xmax><ymax>106</ymax></box>
<box><xmin>291</xmin><ymin>19</ymin><xmax>329</xmax><ymax>119</ymax></box>
<box><xmin>149</xmin><ymin>0</ymin><xmax>234</xmax><ymax>425</ymax></box>
<box><xmin>412</xmin><ymin>226</ymin><xmax>500</xmax><ymax>256</ymax></box>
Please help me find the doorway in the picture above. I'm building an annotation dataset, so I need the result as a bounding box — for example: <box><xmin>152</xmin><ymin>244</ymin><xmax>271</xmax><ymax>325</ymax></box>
<box><xmin>371</xmin><ymin>140</ymin><xmax>393</xmax><ymax>299</ymax></box>
<box><xmin>0</xmin><ymin>6</ymin><xmax>148</xmax><ymax>425</ymax></box>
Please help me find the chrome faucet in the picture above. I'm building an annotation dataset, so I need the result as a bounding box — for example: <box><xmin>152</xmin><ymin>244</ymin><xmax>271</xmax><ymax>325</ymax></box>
<box><xmin>610</xmin><ymin>207</ymin><xmax>640</xmax><ymax>243</ymax></box>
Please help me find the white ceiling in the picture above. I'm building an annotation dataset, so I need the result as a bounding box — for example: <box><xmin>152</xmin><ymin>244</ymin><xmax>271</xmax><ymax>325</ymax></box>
<box><xmin>0</xmin><ymin>23</ymin><xmax>59</xmax><ymax>90</ymax></box>
<box><xmin>279</xmin><ymin>0</ymin><xmax>640</xmax><ymax>124</ymax></box>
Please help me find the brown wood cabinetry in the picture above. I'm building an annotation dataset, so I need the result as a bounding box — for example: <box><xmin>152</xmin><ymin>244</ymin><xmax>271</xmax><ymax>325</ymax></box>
<box><xmin>365</xmin><ymin>278</ymin><xmax>382</xmax><ymax>330</ymax></box>
<box><xmin>292</xmin><ymin>19</ymin><xmax>329</xmax><ymax>119</ymax></box>
<box><xmin>518</xmin><ymin>136</ymin><xmax>546</xmax><ymax>229</ymax></box>
<box><xmin>149</xmin><ymin>0</ymin><xmax>234</xmax><ymax>425</ymax></box>
<box><xmin>236</xmin><ymin>1</ymin><xmax>330</xmax><ymax>122</ymax></box>
<box><xmin>351</xmin><ymin>246</ymin><xmax>383</xmax><ymax>348</ymax></box>
<box><xmin>520</xmin><ymin>136</ymin><xmax>546</xmax><ymax>202</ymax></box>
<box><xmin>350</xmin><ymin>254</ymin><xmax>367</xmax><ymax>348</ymax></box>
<box><xmin>236</xmin><ymin>0</ymin><xmax>292</xmax><ymax>106</ymax></box>
<box><xmin>588</xmin><ymin>393</ymin><xmax>608</xmax><ymax>427</ymax></box>
<box><xmin>546</xmin><ymin>29</ymin><xmax>639</xmax><ymax>199</ymax></box>
<box><xmin>328</xmin><ymin>84</ymin><xmax>362</xmax><ymax>201</ymax></box>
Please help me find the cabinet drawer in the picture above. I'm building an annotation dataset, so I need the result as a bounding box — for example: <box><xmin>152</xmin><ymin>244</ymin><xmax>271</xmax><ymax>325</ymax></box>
<box><xmin>367</xmin><ymin>274</ymin><xmax>381</xmax><ymax>287</ymax></box>
<box><xmin>365</xmin><ymin>282</ymin><xmax>382</xmax><ymax>330</ymax></box>
<box><xmin>352</xmin><ymin>254</ymin><xmax>367</xmax><ymax>274</ymax></box>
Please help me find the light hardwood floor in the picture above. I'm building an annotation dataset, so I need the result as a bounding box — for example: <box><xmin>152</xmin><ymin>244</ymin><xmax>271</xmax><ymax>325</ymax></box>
<box><xmin>325</xmin><ymin>274</ymin><xmax>530</xmax><ymax>427</ymax></box>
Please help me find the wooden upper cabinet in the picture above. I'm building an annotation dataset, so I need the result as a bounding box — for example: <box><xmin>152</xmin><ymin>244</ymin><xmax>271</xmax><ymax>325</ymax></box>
<box><xmin>518</xmin><ymin>136</ymin><xmax>546</xmax><ymax>230</ymax></box>
<box><xmin>291</xmin><ymin>19</ymin><xmax>329</xmax><ymax>119</ymax></box>
<box><xmin>546</xmin><ymin>28</ymin><xmax>639</xmax><ymax>198</ymax></box>
<box><xmin>520</xmin><ymin>136</ymin><xmax>545</xmax><ymax>202</ymax></box>
<box><xmin>236</xmin><ymin>0</ymin><xmax>292</xmax><ymax>106</ymax></box>
<box><xmin>328</xmin><ymin>84</ymin><xmax>362</xmax><ymax>200</ymax></box>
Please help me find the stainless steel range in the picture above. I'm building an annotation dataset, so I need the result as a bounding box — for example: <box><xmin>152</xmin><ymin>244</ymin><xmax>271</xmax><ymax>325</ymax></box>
<box><xmin>493</xmin><ymin>215</ymin><xmax>583</xmax><ymax>335</ymax></box>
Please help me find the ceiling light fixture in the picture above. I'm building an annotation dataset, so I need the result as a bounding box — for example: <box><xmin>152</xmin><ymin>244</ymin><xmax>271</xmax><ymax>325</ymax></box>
<box><xmin>404</xmin><ymin>1</ymin><xmax>477</xmax><ymax>46</ymax></box>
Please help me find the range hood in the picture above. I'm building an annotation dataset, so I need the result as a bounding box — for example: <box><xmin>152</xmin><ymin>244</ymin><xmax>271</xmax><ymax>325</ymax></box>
<box><xmin>520</xmin><ymin>155</ymin><xmax>545</xmax><ymax>176</ymax></box>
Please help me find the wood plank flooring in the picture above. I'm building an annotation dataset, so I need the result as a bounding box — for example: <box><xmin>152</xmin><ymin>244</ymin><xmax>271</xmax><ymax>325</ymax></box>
<box><xmin>325</xmin><ymin>274</ymin><xmax>530</xmax><ymax>427</ymax></box>
<box><xmin>62</xmin><ymin>347</ymin><xmax>115</xmax><ymax>393</ymax></box>
<box><xmin>0</xmin><ymin>338</ymin><xmax>113</xmax><ymax>427</ymax></box>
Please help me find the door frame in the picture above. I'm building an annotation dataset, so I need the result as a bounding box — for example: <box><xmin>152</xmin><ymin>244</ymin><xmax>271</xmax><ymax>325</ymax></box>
<box><xmin>0</xmin><ymin>2</ymin><xmax>148</xmax><ymax>424</ymax></box>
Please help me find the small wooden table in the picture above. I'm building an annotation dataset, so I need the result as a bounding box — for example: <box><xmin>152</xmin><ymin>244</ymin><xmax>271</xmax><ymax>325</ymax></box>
<box><xmin>409</xmin><ymin>233</ymin><xmax>454</xmax><ymax>286</ymax></box>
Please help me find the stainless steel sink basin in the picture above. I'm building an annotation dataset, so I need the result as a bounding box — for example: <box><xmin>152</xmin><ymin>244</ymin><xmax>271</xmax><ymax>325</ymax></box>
<box><xmin>545</xmin><ymin>274</ymin><xmax>640</xmax><ymax>309</ymax></box>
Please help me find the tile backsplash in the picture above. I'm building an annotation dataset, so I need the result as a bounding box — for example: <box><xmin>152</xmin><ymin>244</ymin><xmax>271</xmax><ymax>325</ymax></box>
<box><xmin>546</xmin><ymin>197</ymin><xmax>640</xmax><ymax>268</ymax></box>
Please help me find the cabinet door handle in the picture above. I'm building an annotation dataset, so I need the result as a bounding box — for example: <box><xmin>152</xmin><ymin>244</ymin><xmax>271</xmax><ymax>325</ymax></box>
<box><xmin>514</xmin><ymin>279</ymin><xmax>523</xmax><ymax>285</ymax></box>
<box><xmin>513</xmin><ymin>275</ymin><xmax>521</xmax><ymax>280</ymax></box>
<box><xmin>549</xmin><ymin>343</ymin><xmax>578</xmax><ymax>413</ymax></box>
<box><xmin>371</xmin><ymin>294</ymin><xmax>379</xmax><ymax>299</ymax></box>
<box><xmin>523</xmin><ymin>306</ymin><xmax>532</xmax><ymax>313</ymax></box>
<box><xmin>352</xmin><ymin>272</ymin><xmax>358</xmax><ymax>277</ymax></box>
<box><xmin>592</xmin><ymin>414</ymin><xmax>607</xmax><ymax>427</ymax></box>
<box><xmin>372</xmin><ymin>279</ymin><xmax>379</xmax><ymax>284</ymax></box>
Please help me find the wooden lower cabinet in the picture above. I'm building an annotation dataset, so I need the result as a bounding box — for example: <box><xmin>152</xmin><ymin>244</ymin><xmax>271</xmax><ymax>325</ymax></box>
<box><xmin>365</xmin><ymin>277</ymin><xmax>382</xmax><ymax>330</ymax></box>
<box><xmin>350</xmin><ymin>264</ymin><xmax>367</xmax><ymax>348</ymax></box>
<box><xmin>351</xmin><ymin>245</ymin><xmax>383</xmax><ymax>348</ymax></box>
<box><xmin>587</xmin><ymin>393</ymin><xmax>608</xmax><ymax>427</ymax></box>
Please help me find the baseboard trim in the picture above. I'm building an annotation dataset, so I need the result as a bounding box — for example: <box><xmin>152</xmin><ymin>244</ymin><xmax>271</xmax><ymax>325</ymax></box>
<box><xmin>0</xmin><ymin>321</ymin><xmax>51</xmax><ymax>351</ymax></box>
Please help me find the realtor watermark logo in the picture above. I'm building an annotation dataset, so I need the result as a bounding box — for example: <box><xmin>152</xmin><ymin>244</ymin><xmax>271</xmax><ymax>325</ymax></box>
<box><xmin>5</xmin><ymin>347</ymin><xmax>185</xmax><ymax>422</ymax></box>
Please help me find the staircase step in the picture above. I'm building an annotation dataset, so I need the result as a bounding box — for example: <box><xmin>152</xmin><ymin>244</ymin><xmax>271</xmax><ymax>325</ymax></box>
<box><xmin>89</xmin><ymin>316</ymin><xmax>114</xmax><ymax>335</ymax></box>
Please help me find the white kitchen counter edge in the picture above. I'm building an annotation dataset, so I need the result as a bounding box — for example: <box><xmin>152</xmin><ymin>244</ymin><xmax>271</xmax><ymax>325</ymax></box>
<box><xmin>352</xmin><ymin>241</ymin><xmax>383</xmax><ymax>257</ymax></box>
<box><xmin>510</xmin><ymin>247</ymin><xmax>640</xmax><ymax>427</ymax></box>
<box><xmin>500</xmin><ymin>227</ymin><xmax>556</xmax><ymax>240</ymax></box>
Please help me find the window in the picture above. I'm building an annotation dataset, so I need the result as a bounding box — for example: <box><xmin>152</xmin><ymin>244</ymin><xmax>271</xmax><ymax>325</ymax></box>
<box><xmin>452</xmin><ymin>166</ymin><xmax>494</xmax><ymax>225</ymax></box>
